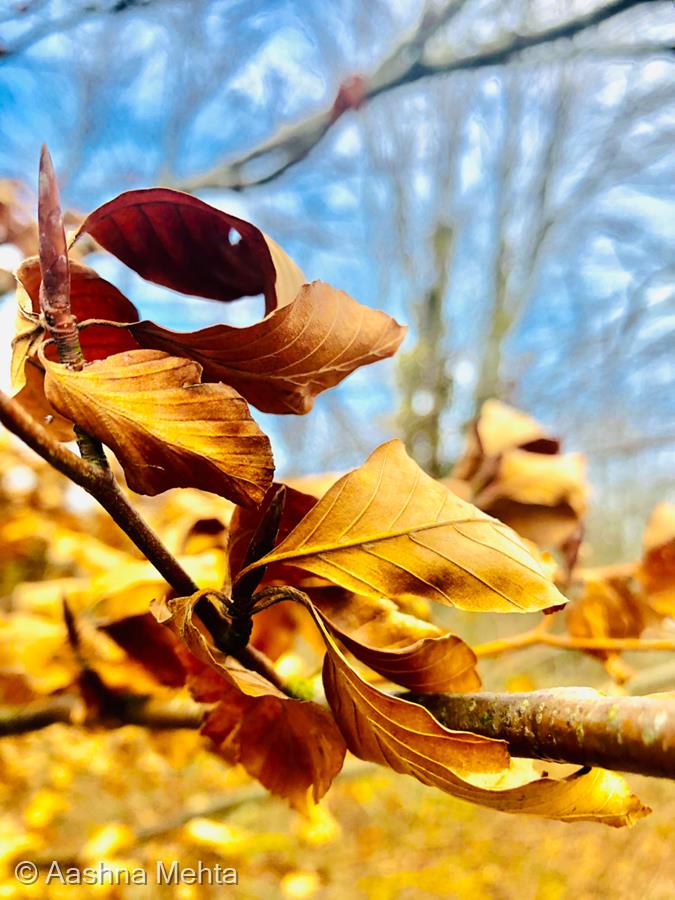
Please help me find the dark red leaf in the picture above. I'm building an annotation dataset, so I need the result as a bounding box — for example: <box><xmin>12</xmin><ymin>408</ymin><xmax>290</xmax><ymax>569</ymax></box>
<box><xmin>73</xmin><ymin>188</ymin><xmax>289</xmax><ymax>312</ymax></box>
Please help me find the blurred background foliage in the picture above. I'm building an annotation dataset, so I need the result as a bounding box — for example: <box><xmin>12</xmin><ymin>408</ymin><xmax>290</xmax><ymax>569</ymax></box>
<box><xmin>1</xmin><ymin>0</ymin><xmax>674</xmax><ymax>562</ymax></box>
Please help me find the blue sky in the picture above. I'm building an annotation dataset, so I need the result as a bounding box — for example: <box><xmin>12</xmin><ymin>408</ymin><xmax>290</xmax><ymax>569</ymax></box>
<box><xmin>1</xmin><ymin>0</ymin><xmax>673</xmax><ymax>556</ymax></box>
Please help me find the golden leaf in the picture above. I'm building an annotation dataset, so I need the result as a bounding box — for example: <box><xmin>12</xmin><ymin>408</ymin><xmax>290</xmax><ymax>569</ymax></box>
<box><xmin>311</xmin><ymin>605</ymin><xmax>509</xmax><ymax>775</ymax></box>
<box><xmin>307</xmin><ymin>606</ymin><xmax>648</xmax><ymax>826</ymax></box>
<box><xmin>43</xmin><ymin>348</ymin><xmax>274</xmax><ymax>507</ymax></box>
<box><xmin>238</xmin><ymin>440</ymin><xmax>566</xmax><ymax>613</ymax></box>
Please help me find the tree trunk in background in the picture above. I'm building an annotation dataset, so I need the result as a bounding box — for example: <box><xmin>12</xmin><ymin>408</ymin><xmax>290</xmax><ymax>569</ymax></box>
<box><xmin>397</xmin><ymin>224</ymin><xmax>455</xmax><ymax>477</ymax></box>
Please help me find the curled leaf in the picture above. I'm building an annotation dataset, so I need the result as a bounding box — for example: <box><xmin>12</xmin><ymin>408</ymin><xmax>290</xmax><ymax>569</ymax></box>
<box><xmin>43</xmin><ymin>348</ymin><xmax>274</xmax><ymax>507</ymax></box>
<box><xmin>474</xmin><ymin>449</ymin><xmax>587</xmax><ymax>549</ymax></box>
<box><xmin>131</xmin><ymin>281</ymin><xmax>406</xmax><ymax>414</ymax></box>
<box><xmin>453</xmin><ymin>762</ymin><xmax>650</xmax><ymax>826</ymax></box>
<box><xmin>328</xmin><ymin>621</ymin><xmax>480</xmax><ymax>694</ymax></box>
<box><xmin>309</xmin><ymin>604</ymin><xmax>509</xmax><ymax>775</ymax></box>
<box><xmin>453</xmin><ymin>400</ymin><xmax>558</xmax><ymax>482</ymax></box>
<box><xmin>201</xmin><ymin>682</ymin><xmax>347</xmax><ymax>812</ymax></box>
<box><xmin>305</xmin><ymin>605</ymin><xmax>648</xmax><ymax>826</ymax></box>
<box><xmin>73</xmin><ymin>187</ymin><xmax>305</xmax><ymax>313</ymax></box>
<box><xmin>311</xmin><ymin>590</ymin><xmax>480</xmax><ymax>692</ymax></box>
<box><xmin>155</xmin><ymin>592</ymin><xmax>346</xmax><ymax>810</ymax></box>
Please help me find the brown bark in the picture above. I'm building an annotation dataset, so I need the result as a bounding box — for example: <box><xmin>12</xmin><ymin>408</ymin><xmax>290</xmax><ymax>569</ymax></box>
<box><xmin>3</xmin><ymin>683</ymin><xmax>674</xmax><ymax>783</ymax></box>
<box><xmin>408</xmin><ymin>689</ymin><xmax>675</xmax><ymax>779</ymax></box>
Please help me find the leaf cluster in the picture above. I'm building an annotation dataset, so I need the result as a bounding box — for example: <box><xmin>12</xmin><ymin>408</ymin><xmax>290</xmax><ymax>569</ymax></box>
<box><xmin>2</xmin><ymin>164</ymin><xmax>672</xmax><ymax>828</ymax></box>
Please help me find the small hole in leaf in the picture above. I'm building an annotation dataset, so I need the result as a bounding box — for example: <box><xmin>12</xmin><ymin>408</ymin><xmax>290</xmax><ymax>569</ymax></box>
<box><xmin>228</xmin><ymin>228</ymin><xmax>242</xmax><ymax>246</ymax></box>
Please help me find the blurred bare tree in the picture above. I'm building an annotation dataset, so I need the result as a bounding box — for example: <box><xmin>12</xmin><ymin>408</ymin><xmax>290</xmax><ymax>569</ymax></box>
<box><xmin>0</xmin><ymin>0</ymin><xmax>673</xmax><ymax>557</ymax></box>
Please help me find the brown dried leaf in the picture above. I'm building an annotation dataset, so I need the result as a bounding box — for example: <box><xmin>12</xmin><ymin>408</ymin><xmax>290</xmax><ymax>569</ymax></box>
<box><xmin>201</xmin><ymin>682</ymin><xmax>347</xmax><ymax>811</ymax></box>
<box><xmin>73</xmin><ymin>188</ymin><xmax>305</xmax><ymax>313</ymax></box>
<box><xmin>43</xmin><ymin>348</ymin><xmax>273</xmax><ymax>507</ymax></box>
<box><xmin>453</xmin><ymin>400</ymin><xmax>558</xmax><ymax>482</ymax></box>
<box><xmin>638</xmin><ymin>502</ymin><xmax>675</xmax><ymax>615</ymax></box>
<box><xmin>131</xmin><ymin>281</ymin><xmax>406</xmax><ymax>414</ymax></box>
<box><xmin>308</xmin><ymin>607</ymin><xmax>647</xmax><ymax>825</ymax></box>
<box><xmin>311</xmin><ymin>590</ymin><xmax>441</xmax><ymax>647</ymax></box>
<box><xmin>154</xmin><ymin>592</ymin><xmax>346</xmax><ymax>810</ymax></box>
<box><xmin>239</xmin><ymin>440</ymin><xmax>566</xmax><ymax>613</ymax></box>
<box><xmin>333</xmin><ymin>622</ymin><xmax>480</xmax><ymax>693</ymax></box>
<box><xmin>311</xmin><ymin>590</ymin><xmax>479</xmax><ymax>692</ymax></box>
<box><xmin>475</xmin><ymin>449</ymin><xmax>587</xmax><ymax>515</ymax></box>
<box><xmin>151</xmin><ymin>593</ymin><xmax>235</xmax><ymax>684</ymax></box>
<box><xmin>311</xmin><ymin>605</ymin><xmax>509</xmax><ymax>775</ymax></box>
<box><xmin>476</xmin><ymin>400</ymin><xmax>558</xmax><ymax>459</ymax></box>
<box><xmin>472</xmin><ymin>449</ymin><xmax>588</xmax><ymax>555</ymax></box>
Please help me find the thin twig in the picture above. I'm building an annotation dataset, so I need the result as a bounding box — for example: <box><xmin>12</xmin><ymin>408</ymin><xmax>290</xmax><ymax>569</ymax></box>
<box><xmin>182</xmin><ymin>0</ymin><xmax>665</xmax><ymax>192</ymax></box>
<box><xmin>473</xmin><ymin>629</ymin><xmax>675</xmax><ymax>658</ymax></box>
<box><xmin>0</xmin><ymin>693</ymin><xmax>203</xmax><ymax>736</ymax></box>
<box><xmin>0</xmin><ymin>389</ymin><xmax>285</xmax><ymax>690</ymax></box>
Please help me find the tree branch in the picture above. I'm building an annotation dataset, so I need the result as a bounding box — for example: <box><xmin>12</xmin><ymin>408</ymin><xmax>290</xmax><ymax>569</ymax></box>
<box><xmin>408</xmin><ymin>689</ymin><xmax>675</xmax><ymax>779</ymax></box>
<box><xmin>473</xmin><ymin>628</ymin><xmax>675</xmax><ymax>658</ymax></box>
<box><xmin>0</xmin><ymin>0</ymin><xmax>160</xmax><ymax>61</ymax></box>
<box><xmin>182</xmin><ymin>0</ymin><xmax>668</xmax><ymax>192</ymax></box>
<box><xmin>0</xmin><ymin>693</ymin><xmax>203</xmax><ymax>736</ymax></box>
<box><xmin>4</xmin><ymin>686</ymin><xmax>674</xmax><ymax>781</ymax></box>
